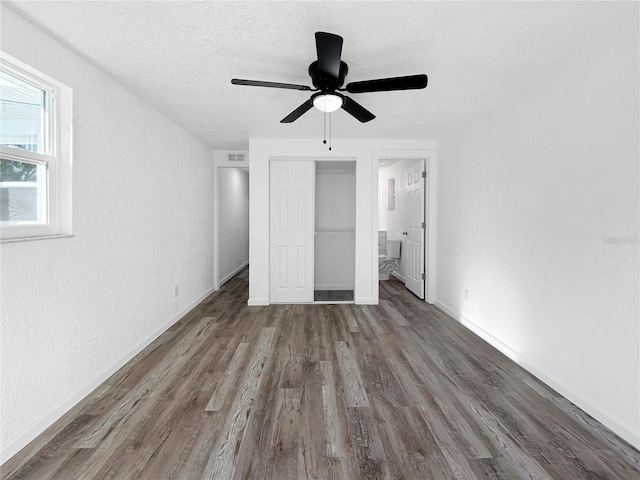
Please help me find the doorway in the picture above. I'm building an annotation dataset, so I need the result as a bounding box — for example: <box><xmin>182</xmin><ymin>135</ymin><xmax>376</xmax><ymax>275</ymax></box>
<box><xmin>378</xmin><ymin>158</ymin><xmax>427</xmax><ymax>299</ymax></box>
<box><xmin>314</xmin><ymin>161</ymin><xmax>356</xmax><ymax>303</ymax></box>
<box><xmin>217</xmin><ymin>167</ymin><xmax>249</xmax><ymax>287</ymax></box>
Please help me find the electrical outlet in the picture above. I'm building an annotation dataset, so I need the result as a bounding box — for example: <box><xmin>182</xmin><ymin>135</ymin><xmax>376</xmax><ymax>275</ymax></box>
<box><xmin>464</xmin><ymin>289</ymin><xmax>470</xmax><ymax>302</ymax></box>
<box><xmin>174</xmin><ymin>285</ymin><xmax>179</xmax><ymax>298</ymax></box>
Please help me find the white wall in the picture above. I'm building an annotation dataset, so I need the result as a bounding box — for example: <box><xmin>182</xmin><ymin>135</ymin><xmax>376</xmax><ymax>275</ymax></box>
<box><xmin>248</xmin><ymin>139</ymin><xmax>436</xmax><ymax>305</ymax></box>
<box><xmin>436</xmin><ymin>14</ymin><xmax>639</xmax><ymax>447</ymax></box>
<box><xmin>0</xmin><ymin>6</ymin><xmax>215</xmax><ymax>461</ymax></box>
<box><xmin>218</xmin><ymin>168</ymin><xmax>249</xmax><ymax>284</ymax></box>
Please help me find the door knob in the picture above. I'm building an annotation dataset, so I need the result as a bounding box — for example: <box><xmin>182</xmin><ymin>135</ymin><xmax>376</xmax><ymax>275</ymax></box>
<box><xmin>402</xmin><ymin>231</ymin><xmax>408</xmax><ymax>235</ymax></box>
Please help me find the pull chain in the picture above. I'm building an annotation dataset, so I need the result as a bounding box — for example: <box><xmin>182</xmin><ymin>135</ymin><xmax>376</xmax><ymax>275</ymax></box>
<box><xmin>322</xmin><ymin>110</ymin><xmax>327</xmax><ymax>145</ymax></box>
<box><xmin>321</xmin><ymin>109</ymin><xmax>332</xmax><ymax>151</ymax></box>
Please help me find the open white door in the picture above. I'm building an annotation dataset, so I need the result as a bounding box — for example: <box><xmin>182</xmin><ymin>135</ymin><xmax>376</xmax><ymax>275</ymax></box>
<box><xmin>404</xmin><ymin>159</ymin><xmax>425</xmax><ymax>299</ymax></box>
<box><xmin>269</xmin><ymin>160</ymin><xmax>315</xmax><ymax>303</ymax></box>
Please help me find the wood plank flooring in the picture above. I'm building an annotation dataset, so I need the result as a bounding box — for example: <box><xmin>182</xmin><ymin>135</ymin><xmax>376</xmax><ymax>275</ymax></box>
<box><xmin>3</xmin><ymin>269</ymin><xmax>639</xmax><ymax>479</ymax></box>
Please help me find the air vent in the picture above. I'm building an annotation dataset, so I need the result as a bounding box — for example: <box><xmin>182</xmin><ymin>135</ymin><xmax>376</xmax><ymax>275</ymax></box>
<box><xmin>228</xmin><ymin>153</ymin><xmax>245</xmax><ymax>162</ymax></box>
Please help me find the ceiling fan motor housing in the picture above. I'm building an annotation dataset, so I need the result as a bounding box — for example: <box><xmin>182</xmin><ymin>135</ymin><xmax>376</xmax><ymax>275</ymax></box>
<box><xmin>309</xmin><ymin>60</ymin><xmax>349</xmax><ymax>91</ymax></box>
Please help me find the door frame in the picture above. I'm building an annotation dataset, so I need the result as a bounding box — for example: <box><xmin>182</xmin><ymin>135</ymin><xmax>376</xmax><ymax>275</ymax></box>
<box><xmin>374</xmin><ymin>150</ymin><xmax>437</xmax><ymax>304</ymax></box>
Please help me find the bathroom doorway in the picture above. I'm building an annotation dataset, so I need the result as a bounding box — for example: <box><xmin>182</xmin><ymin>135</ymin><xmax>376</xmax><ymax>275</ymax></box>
<box><xmin>378</xmin><ymin>158</ymin><xmax>427</xmax><ymax>299</ymax></box>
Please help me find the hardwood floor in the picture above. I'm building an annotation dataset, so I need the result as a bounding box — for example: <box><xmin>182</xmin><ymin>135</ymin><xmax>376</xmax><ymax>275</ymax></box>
<box><xmin>3</xmin><ymin>269</ymin><xmax>639</xmax><ymax>479</ymax></box>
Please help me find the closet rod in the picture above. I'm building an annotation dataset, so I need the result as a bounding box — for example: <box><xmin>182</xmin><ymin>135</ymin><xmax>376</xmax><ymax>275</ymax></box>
<box><xmin>315</xmin><ymin>230</ymin><xmax>354</xmax><ymax>236</ymax></box>
<box><xmin>316</xmin><ymin>170</ymin><xmax>355</xmax><ymax>175</ymax></box>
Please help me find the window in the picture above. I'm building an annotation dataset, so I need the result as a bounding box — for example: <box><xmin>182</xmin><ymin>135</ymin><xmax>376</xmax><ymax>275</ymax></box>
<box><xmin>0</xmin><ymin>52</ymin><xmax>72</xmax><ymax>242</ymax></box>
<box><xmin>387</xmin><ymin>177</ymin><xmax>395</xmax><ymax>210</ymax></box>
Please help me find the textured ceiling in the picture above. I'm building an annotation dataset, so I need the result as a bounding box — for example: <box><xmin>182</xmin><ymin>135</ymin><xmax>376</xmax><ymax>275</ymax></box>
<box><xmin>5</xmin><ymin>1</ymin><xmax>630</xmax><ymax>150</ymax></box>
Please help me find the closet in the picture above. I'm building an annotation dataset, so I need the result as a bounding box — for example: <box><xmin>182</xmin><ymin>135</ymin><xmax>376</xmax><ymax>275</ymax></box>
<box><xmin>268</xmin><ymin>159</ymin><xmax>355</xmax><ymax>304</ymax></box>
<box><xmin>314</xmin><ymin>161</ymin><xmax>356</xmax><ymax>302</ymax></box>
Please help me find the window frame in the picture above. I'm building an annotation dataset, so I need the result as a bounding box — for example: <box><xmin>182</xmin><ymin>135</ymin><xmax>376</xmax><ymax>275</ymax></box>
<box><xmin>0</xmin><ymin>52</ymin><xmax>72</xmax><ymax>242</ymax></box>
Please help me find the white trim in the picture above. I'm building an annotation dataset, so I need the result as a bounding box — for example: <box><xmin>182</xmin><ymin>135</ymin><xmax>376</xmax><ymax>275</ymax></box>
<box><xmin>0</xmin><ymin>147</ymin><xmax>53</xmax><ymax>164</ymax></box>
<box><xmin>354</xmin><ymin>297</ymin><xmax>376</xmax><ymax>305</ymax></box>
<box><xmin>370</xmin><ymin>155</ymin><xmax>380</xmax><ymax>305</ymax></box>
<box><xmin>248</xmin><ymin>298</ymin><xmax>269</xmax><ymax>306</ymax></box>
<box><xmin>212</xmin><ymin>162</ymin><xmax>220</xmax><ymax>291</ymax></box>
<box><xmin>426</xmin><ymin>153</ymin><xmax>437</xmax><ymax>304</ymax></box>
<box><xmin>219</xmin><ymin>261</ymin><xmax>249</xmax><ymax>287</ymax></box>
<box><xmin>434</xmin><ymin>299</ymin><xmax>640</xmax><ymax>449</ymax></box>
<box><xmin>0</xmin><ymin>285</ymin><xmax>217</xmax><ymax>464</ymax></box>
<box><xmin>0</xmin><ymin>233</ymin><xmax>74</xmax><ymax>244</ymax></box>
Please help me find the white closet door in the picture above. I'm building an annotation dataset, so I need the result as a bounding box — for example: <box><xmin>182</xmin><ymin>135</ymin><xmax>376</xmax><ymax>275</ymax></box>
<box><xmin>404</xmin><ymin>159</ymin><xmax>425</xmax><ymax>299</ymax></box>
<box><xmin>269</xmin><ymin>160</ymin><xmax>315</xmax><ymax>303</ymax></box>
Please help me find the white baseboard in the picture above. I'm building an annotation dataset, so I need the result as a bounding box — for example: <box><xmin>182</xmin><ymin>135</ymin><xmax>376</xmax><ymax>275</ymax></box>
<box><xmin>219</xmin><ymin>261</ymin><xmax>249</xmax><ymax>287</ymax></box>
<box><xmin>434</xmin><ymin>299</ymin><xmax>640</xmax><ymax>449</ymax></box>
<box><xmin>0</xmin><ymin>285</ymin><xmax>217</xmax><ymax>465</ymax></box>
<box><xmin>355</xmin><ymin>297</ymin><xmax>376</xmax><ymax>305</ymax></box>
<box><xmin>248</xmin><ymin>298</ymin><xmax>269</xmax><ymax>306</ymax></box>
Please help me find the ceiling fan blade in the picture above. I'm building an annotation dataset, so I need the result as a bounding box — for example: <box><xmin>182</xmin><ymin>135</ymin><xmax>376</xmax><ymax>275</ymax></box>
<box><xmin>280</xmin><ymin>99</ymin><xmax>314</xmax><ymax>123</ymax></box>
<box><xmin>345</xmin><ymin>74</ymin><xmax>428</xmax><ymax>93</ymax></box>
<box><xmin>315</xmin><ymin>32</ymin><xmax>343</xmax><ymax>79</ymax></box>
<box><xmin>341</xmin><ymin>97</ymin><xmax>375</xmax><ymax>123</ymax></box>
<box><xmin>231</xmin><ymin>79</ymin><xmax>312</xmax><ymax>91</ymax></box>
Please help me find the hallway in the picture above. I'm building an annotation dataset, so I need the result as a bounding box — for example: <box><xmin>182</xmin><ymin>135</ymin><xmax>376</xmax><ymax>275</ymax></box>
<box><xmin>3</xmin><ymin>270</ymin><xmax>639</xmax><ymax>479</ymax></box>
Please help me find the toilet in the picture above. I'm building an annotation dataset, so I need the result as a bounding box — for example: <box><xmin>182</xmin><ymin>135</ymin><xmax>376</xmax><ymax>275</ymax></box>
<box><xmin>378</xmin><ymin>231</ymin><xmax>401</xmax><ymax>280</ymax></box>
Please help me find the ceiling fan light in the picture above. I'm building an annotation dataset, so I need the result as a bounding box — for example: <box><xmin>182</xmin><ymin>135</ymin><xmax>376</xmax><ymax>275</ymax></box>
<box><xmin>313</xmin><ymin>93</ymin><xmax>343</xmax><ymax>113</ymax></box>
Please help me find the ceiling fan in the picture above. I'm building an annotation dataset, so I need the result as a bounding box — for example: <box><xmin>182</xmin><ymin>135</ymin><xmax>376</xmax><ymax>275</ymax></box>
<box><xmin>231</xmin><ymin>32</ymin><xmax>428</xmax><ymax>124</ymax></box>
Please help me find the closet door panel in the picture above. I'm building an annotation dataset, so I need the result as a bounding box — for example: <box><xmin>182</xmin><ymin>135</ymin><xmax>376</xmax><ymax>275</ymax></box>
<box><xmin>270</xmin><ymin>160</ymin><xmax>315</xmax><ymax>303</ymax></box>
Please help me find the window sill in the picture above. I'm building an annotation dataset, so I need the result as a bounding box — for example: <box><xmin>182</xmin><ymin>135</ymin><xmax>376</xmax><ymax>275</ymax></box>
<box><xmin>1</xmin><ymin>233</ymin><xmax>75</xmax><ymax>244</ymax></box>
